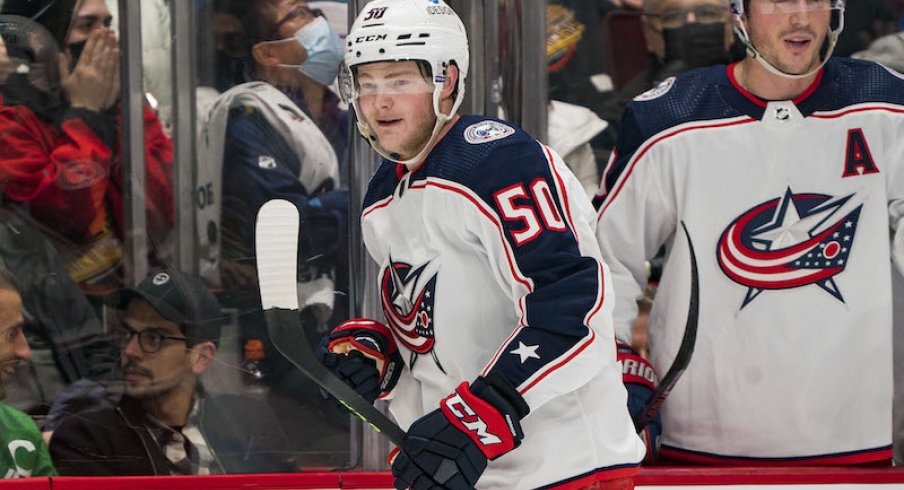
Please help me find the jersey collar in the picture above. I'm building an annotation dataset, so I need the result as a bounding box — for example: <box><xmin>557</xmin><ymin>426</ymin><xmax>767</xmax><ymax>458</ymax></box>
<box><xmin>727</xmin><ymin>62</ymin><xmax>825</xmax><ymax>108</ymax></box>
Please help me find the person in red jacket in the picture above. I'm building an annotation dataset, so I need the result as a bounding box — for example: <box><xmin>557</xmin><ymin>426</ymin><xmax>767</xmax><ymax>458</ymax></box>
<box><xmin>0</xmin><ymin>0</ymin><xmax>173</xmax><ymax>295</ymax></box>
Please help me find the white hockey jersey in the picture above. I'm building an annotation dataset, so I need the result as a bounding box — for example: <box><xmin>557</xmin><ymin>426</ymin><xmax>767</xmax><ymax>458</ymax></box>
<box><xmin>596</xmin><ymin>58</ymin><xmax>904</xmax><ymax>464</ymax></box>
<box><xmin>362</xmin><ymin>116</ymin><xmax>645</xmax><ymax>489</ymax></box>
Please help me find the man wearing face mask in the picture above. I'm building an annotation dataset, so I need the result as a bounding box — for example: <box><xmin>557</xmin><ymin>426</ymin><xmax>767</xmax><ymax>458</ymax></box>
<box><xmin>196</xmin><ymin>0</ymin><xmax>350</xmax><ymax>465</ymax></box>
<box><xmin>597</xmin><ymin>0</ymin><xmax>735</xmax><ymax>152</ymax></box>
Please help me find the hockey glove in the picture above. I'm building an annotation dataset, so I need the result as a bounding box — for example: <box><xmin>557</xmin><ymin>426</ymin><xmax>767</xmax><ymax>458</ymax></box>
<box><xmin>391</xmin><ymin>373</ymin><xmax>530</xmax><ymax>490</ymax></box>
<box><xmin>618</xmin><ymin>342</ymin><xmax>661</xmax><ymax>463</ymax></box>
<box><xmin>318</xmin><ymin>318</ymin><xmax>404</xmax><ymax>402</ymax></box>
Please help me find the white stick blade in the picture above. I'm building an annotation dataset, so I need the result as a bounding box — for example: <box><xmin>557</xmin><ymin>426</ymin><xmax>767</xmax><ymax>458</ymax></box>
<box><xmin>255</xmin><ymin>199</ymin><xmax>300</xmax><ymax>310</ymax></box>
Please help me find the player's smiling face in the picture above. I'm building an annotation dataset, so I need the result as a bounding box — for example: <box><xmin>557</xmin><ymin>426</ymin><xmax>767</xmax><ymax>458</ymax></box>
<box><xmin>356</xmin><ymin>61</ymin><xmax>437</xmax><ymax>160</ymax></box>
<box><xmin>745</xmin><ymin>0</ymin><xmax>831</xmax><ymax>75</ymax></box>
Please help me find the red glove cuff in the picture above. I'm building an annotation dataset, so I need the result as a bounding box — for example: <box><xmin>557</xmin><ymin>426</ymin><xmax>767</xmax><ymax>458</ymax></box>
<box><xmin>439</xmin><ymin>381</ymin><xmax>517</xmax><ymax>460</ymax></box>
<box><xmin>617</xmin><ymin>342</ymin><xmax>657</xmax><ymax>390</ymax></box>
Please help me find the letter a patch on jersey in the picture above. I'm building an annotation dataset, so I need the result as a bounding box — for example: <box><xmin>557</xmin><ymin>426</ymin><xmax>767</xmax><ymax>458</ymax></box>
<box><xmin>842</xmin><ymin>128</ymin><xmax>879</xmax><ymax>177</ymax></box>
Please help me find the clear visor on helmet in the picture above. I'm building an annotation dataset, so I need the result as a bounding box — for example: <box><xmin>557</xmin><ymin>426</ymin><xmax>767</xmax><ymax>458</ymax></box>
<box><xmin>750</xmin><ymin>0</ymin><xmax>835</xmax><ymax>14</ymax></box>
<box><xmin>340</xmin><ymin>60</ymin><xmax>437</xmax><ymax>105</ymax></box>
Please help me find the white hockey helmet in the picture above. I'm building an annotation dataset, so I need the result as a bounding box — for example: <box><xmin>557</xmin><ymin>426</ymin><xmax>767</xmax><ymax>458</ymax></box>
<box><xmin>341</xmin><ymin>0</ymin><xmax>470</xmax><ymax>164</ymax></box>
<box><xmin>729</xmin><ymin>0</ymin><xmax>845</xmax><ymax>79</ymax></box>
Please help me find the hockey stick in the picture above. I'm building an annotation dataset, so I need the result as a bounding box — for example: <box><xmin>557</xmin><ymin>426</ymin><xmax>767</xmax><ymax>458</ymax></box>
<box><xmin>634</xmin><ymin>220</ymin><xmax>699</xmax><ymax>433</ymax></box>
<box><xmin>255</xmin><ymin>199</ymin><xmax>407</xmax><ymax>446</ymax></box>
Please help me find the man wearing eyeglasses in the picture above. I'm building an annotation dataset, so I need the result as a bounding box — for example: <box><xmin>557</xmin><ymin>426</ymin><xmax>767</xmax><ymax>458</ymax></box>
<box><xmin>49</xmin><ymin>271</ymin><xmax>294</xmax><ymax>475</ymax></box>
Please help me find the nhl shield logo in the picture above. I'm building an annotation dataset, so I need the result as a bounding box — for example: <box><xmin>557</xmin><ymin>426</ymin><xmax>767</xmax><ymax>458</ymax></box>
<box><xmin>717</xmin><ymin>187</ymin><xmax>863</xmax><ymax>308</ymax></box>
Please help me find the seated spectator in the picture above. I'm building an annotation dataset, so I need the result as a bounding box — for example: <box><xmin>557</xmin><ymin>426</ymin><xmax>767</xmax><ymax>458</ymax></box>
<box><xmin>597</xmin><ymin>0</ymin><xmax>734</xmax><ymax>150</ymax></box>
<box><xmin>0</xmin><ymin>207</ymin><xmax>117</xmax><ymax>419</ymax></box>
<box><xmin>49</xmin><ymin>270</ymin><xmax>293</xmax><ymax>475</ymax></box>
<box><xmin>0</xmin><ymin>265</ymin><xmax>56</xmax><ymax>478</ymax></box>
<box><xmin>0</xmin><ymin>0</ymin><xmax>173</xmax><ymax>297</ymax></box>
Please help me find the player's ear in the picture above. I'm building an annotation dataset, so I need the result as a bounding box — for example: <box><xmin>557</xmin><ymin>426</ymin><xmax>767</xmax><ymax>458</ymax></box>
<box><xmin>441</xmin><ymin>63</ymin><xmax>459</xmax><ymax>99</ymax></box>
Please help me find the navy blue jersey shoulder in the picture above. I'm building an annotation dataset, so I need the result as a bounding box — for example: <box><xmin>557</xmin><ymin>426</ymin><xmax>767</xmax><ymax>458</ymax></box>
<box><xmin>801</xmin><ymin>57</ymin><xmax>904</xmax><ymax>112</ymax></box>
<box><xmin>622</xmin><ymin>65</ymin><xmax>744</xmax><ymax>142</ymax></box>
<box><xmin>603</xmin><ymin>65</ymin><xmax>742</xmax><ymax>195</ymax></box>
<box><xmin>362</xmin><ymin>115</ymin><xmax>542</xmax><ymax>209</ymax></box>
<box><xmin>362</xmin><ymin>160</ymin><xmax>399</xmax><ymax>210</ymax></box>
<box><xmin>418</xmin><ymin>114</ymin><xmax>536</xmax><ymax>187</ymax></box>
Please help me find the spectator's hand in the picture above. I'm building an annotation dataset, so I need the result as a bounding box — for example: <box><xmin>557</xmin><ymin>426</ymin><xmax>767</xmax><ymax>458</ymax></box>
<box><xmin>0</xmin><ymin>37</ymin><xmax>15</xmax><ymax>84</ymax></box>
<box><xmin>60</xmin><ymin>29</ymin><xmax>119</xmax><ymax>111</ymax></box>
<box><xmin>102</xmin><ymin>52</ymin><xmax>120</xmax><ymax>110</ymax></box>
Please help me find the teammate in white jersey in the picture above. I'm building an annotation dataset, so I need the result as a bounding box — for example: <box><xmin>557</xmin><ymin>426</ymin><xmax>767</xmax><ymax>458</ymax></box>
<box><xmin>315</xmin><ymin>0</ymin><xmax>646</xmax><ymax>488</ymax></box>
<box><xmin>596</xmin><ymin>0</ymin><xmax>904</xmax><ymax>465</ymax></box>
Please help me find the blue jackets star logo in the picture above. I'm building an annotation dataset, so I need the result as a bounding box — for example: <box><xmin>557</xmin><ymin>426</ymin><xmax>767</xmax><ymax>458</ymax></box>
<box><xmin>717</xmin><ymin>187</ymin><xmax>862</xmax><ymax>308</ymax></box>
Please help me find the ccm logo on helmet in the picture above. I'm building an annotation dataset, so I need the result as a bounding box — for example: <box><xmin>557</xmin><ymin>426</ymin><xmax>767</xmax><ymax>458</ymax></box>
<box><xmin>355</xmin><ymin>34</ymin><xmax>388</xmax><ymax>43</ymax></box>
<box><xmin>443</xmin><ymin>394</ymin><xmax>503</xmax><ymax>445</ymax></box>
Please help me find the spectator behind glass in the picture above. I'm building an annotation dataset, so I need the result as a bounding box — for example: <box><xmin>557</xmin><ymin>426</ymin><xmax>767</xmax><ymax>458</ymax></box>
<box><xmin>49</xmin><ymin>270</ymin><xmax>293</xmax><ymax>475</ymax></box>
<box><xmin>196</xmin><ymin>0</ymin><xmax>350</xmax><ymax>467</ymax></box>
<box><xmin>0</xmin><ymin>0</ymin><xmax>174</xmax><ymax>297</ymax></box>
<box><xmin>0</xmin><ymin>265</ymin><xmax>56</xmax><ymax>478</ymax></box>
<box><xmin>596</xmin><ymin>0</ymin><xmax>734</xmax><ymax>154</ymax></box>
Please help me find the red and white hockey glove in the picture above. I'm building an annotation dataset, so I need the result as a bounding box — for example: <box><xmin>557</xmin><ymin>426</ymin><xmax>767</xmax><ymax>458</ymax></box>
<box><xmin>618</xmin><ymin>342</ymin><xmax>661</xmax><ymax>463</ymax></box>
<box><xmin>318</xmin><ymin>318</ymin><xmax>404</xmax><ymax>402</ymax></box>
<box><xmin>391</xmin><ymin>373</ymin><xmax>530</xmax><ymax>490</ymax></box>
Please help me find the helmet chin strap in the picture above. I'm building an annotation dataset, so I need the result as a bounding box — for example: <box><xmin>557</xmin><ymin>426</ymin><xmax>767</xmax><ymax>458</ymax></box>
<box><xmin>736</xmin><ymin>19</ymin><xmax>839</xmax><ymax>81</ymax></box>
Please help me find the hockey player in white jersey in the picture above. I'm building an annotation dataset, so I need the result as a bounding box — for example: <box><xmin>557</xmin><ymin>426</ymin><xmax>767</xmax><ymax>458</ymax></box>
<box><xmin>596</xmin><ymin>0</ymin><xmax>904</xmax><ymax>465</ymax></box>
<box><xmin>315</xmin><ymin>0</ymin><xmax>646</xmax><ymax>488</ymax></box>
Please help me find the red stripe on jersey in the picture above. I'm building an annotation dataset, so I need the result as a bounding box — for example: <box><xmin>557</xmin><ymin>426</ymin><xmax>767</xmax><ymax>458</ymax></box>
<box><xmin>543</xmin><ymin>465</ymin><xmax>640</xmax><ymax>489</ymax></box>
<box><xmin>421</xmin><ymin>179</ymin><xmax>534</xmax><ymax>293</ymax></box>
<box><xmin>812</xmin><ymin>105</ymin><xmax>904</xmax><ymax>119</ymax></box>
<box><xmin>583</xmin><ymin>261</ymin><xmax>606</xmax><ymax>326</ymax></box>
<box><xmin>519</xmin><ymin>328</ymin><xmax>596</xmax><ymax>394</ymax></box>
<box><xmin>597</xmin><ymin>118</ymin><xmax>756</xmax><ymax>222</ymax></box>
<box><xmin>658</xmin><ymin>445</ymin><xmax>893</xmax><ymax>467</ymax></box>
<box><xmin>541</xmin><ymin>144</ymin><xmax>578</xmax><ymax>244</ymax></box>
<box><xmin>362</xmin><ymin>195</ymin><xmax>394</xmax><ymax>219</ymax></box>
<box><xmin>599</xmin><ymin>148</ymin><xmax>619</xmax><ymax>198</ymax></box>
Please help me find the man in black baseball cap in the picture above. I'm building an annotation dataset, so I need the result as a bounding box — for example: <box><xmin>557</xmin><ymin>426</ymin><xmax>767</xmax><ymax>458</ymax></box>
<box><xmin>116</xmin><ymin>270</ymin><xmax>223</xmax><ymax>350</ymax></box>
<box><xmin>50</xmin><ymin>270</ymin><xmax>295</xmax><ymax>475</ymax></box>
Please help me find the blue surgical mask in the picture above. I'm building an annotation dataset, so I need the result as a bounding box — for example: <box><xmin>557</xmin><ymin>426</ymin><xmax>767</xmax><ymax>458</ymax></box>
<box><xmin>293</xmin><ymin>16</ymin><xmax>343</xmax><ymax>86</ymax></box>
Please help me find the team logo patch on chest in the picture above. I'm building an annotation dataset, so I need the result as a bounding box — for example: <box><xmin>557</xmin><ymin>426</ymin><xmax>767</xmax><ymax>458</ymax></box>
<box><xmin>464</xmin><ymin>121</ymin><xmax>515</xmax><ymax>144</ymax></box>
<box><xmin>717</xmin><ymin>187</ymin><xmax>863</xmax><ymax>308</ymax></box>
<box><xmin>380</xmin><ymin>258</ymin><xmax>445</xmax><ymax>371</ymax></box>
